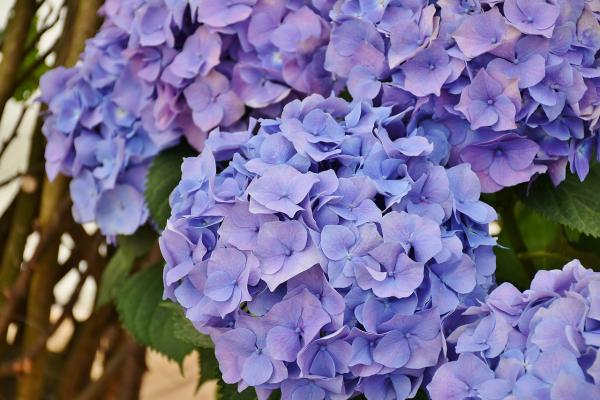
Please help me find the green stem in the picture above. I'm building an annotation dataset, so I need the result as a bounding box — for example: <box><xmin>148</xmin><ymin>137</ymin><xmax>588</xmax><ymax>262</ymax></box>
<box><xmin>496</xmin><ymin>190</ymin><xmax>538</xmax><ymax>279</ymax></box>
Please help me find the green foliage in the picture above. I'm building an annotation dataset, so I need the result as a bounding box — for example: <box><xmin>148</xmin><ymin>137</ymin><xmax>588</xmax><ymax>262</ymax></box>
<box><xmin>116</xmin><ymin>263</ymin><xmax>195</xmax><ymax>365</ymax></box>
<box><xmin>198</xmin><ymin>348</ymin><xmax>220</xmax><ymax>389</ymax></box>
<box><xmin>145</xmin><ymin>143</ymin><xmax>197</xmax><ymax>230</ymax></box>
<box><xmin>414</xmin><ymin>390</ymin><xmax>429</xmax><ymax>400</ymax></box>
<box><xmin>526</xmin><ymin>164</ymin><xmax>600</xmax><ymax>238</ymax></box>
<box><xmin>96</xmin><ymin>226</ymin><xmax>157</xmax><ymax>306</ymax></box>
<box><xmin>160</xmin><ymin>302</ymin><xmax>213</xmax><ymax>349</ymax></box>
<box><xmin>216</xmin><ymin>380</ymin><xmax>259</xmax><ymax>400</ymax></box>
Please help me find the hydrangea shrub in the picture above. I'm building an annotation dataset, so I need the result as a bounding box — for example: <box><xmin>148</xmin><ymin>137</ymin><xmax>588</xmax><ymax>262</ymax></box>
<box><xmin>35</xmin><ymin>0</ymin><xmax>600</xmax><ymax>399</ymax></box>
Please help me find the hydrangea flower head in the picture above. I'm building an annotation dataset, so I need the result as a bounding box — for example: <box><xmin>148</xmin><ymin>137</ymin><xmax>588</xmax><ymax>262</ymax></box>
<box><xmin>428</xmin><ymin>260</ymin><xmax>600</xmax><ymax>400</ymax></box>
<box><xmin>324</xmin><ymin>0</ymin><xmax>600</xmax><ymax>191</ymax></box>
<box><xmin>40</xmin><ymin>0</ymin><xmax>335</xmax><ymax>238</ymax></box>
<box><xmin>160</xmin><ymin>94</ymin><xmax>497</xmax><ymax>399</ymax></box>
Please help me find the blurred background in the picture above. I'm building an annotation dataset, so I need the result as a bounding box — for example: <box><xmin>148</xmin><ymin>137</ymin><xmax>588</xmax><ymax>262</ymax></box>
<box><xmin>0</xmin><ymin>1</ymin><xmax>214</xmax><ymax>398</ymax></box>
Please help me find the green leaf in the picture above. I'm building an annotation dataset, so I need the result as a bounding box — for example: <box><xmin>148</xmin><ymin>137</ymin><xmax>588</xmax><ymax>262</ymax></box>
<box><xmin>117</xmin><ymin>225</ymin><xmax>158</xmax><ymax>257</ymax></box>
<box><xmin>494</xmin><ymin>229</ymin><xmax>531</xmax><ymax>290</ymax></box>
<box><xmin>96</xmin><ymin>226</ymin><xmax>157</xmax><ymax>306</ymax></box>
<box><xmin>145</xmin><ymin>143</ymin><xmax>196</xmax><ymax>230</ymax></box>
<box><xmin>161</xmin><ymin>302</ymin><xmax>213</xmax><ymax>349</ymax></box>
<box><xmin>116</xmin><ymin>263</ymin><xmax>195</xmax><ymax>365</ymax></box>
<box><xmin>96</xmin><ymin>248</ymin><xmax>135</xmax><ymax>307</ymax></box>
<box><xmin>198</xmin><ymin>348</ymin><xmax>220</xmax><ymax>390</ymax></box>
<box><xmin>216</xmin><ymin>379</ymin><xmax>258</xmax><ymax>400</ymax></box>
<box><xmin>526</xmin><ymin>164</ymin><xmax>600</xmax><ymax>238</ymax></box>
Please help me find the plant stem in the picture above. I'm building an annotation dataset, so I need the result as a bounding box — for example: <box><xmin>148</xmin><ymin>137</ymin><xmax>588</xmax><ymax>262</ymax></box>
<box><xmin>0</xmin><ymin>0</ymin><xmax>37</xmax><ymax>117</ymax></box>
<box><xmin>496</xmin><ymin>190</ymin><xmax>538</xmax><ymax>279</ymax></box>
<box><xmin>15</xmin><ymin>0</ymin><xmax>104</xmax><ymax>397</ymax></box>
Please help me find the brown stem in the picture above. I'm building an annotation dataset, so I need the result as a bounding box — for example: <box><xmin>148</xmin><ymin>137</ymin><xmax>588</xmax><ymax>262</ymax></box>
<box><xmin>11</xmin><ymin>40</ymin><xmax>60</xmax><ymax>95</ymax></box>
<box><xmin>0</xmin><ymin>0</ymin><xmax>38</xmax><ymax>117</ymax></box>
<box><xmin>74</xmin><ymin>339</ymin><xmax>135</xmax><ymax>400</ymax></box>
<box><xmin>58</xmin><ymin>306</ymin><xmax>116</xmax><ymax>400</ymax></box>
<box><xmin>117</xmin><ymin>342</ymin><xmax>146</xmax><ymax>400</ymax></box>
<box><xmin>0</xmin><ymin>104</ymin><xmax>28</xmax><ymax>161</ymax></box>
<box><xmin>0</xmin><ymin>117</ymin><xmax>45</xmax><ymax>326</ymax></box>
<box><xmin>21</xmin><ymin>1</ymin><xmax>65</xmax><ymax>58</ymax></box>
<box><xmin>0</xmin><ymin>200</ymin><xmax>69</xmax><ymax>339</ymax></box>
<box><xmin>15</xmin><ymin>1</ymin><xmax>104</xmax><ymax>397</ymax></box>
<box><xmin>15</xmin><ymin>195</ymin><xmax>67</xmax><ymax>400</ymax></box>
<box><xmin>0</xmin><ymin>269</ymin><xmax>89</xmax><ymax>377</ymax></box>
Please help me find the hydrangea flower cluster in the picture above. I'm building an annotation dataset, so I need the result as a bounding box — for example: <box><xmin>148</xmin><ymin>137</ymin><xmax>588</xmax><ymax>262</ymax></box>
<box><xmin>325</xmin><ymin>0</ymin><xmax>600</xmax><ymax>192</ymax></box>
<box><xmin>160</xmin><ymin>94</ymin><xmax>498</xmax><ymax>399</ymax></box>
<box><xmin>40</xmin><ymin>0</ymin><xmax>334</xmax><ymax>237</ymax></box>
<box><xmin>428</xmin><ymin>260</ymin><xmax>600</xmax><ymax>399</ymax></box>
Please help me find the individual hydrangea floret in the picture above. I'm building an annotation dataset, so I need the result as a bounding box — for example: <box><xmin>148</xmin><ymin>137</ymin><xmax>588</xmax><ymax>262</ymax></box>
<box><xmin>428</xmin><ymin>260</ymin><xmax>600</xmax><ymax>400</ymax></box>
<box><xmin>40</xmin><ymin>0</ymin><xmax>335</xmax><ymax>237</ymax></box>
<box><xmin>160</xmin><ymin>94</ymin><xmax>497</xmax><ymax>399</ymax></box>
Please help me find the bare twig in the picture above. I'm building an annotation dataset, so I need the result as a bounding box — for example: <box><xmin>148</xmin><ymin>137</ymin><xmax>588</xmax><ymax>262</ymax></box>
<box><xmin>11</xmin><ymin>40</ymin><xmax>60</xmax><ymax>96</ymax></box>
<box><xmin>0</xmin><ymin>200</ymin><xmax>69</xmax><ymax>337</ymax></box>
<box><xmin>0</xmin><ymin>0</ymin><xmax>38</xmax><ymax>117</ymax></box>
<box><xmin>0</xmin><ymin>268</ymin><xmax>89</xmax><ymax>377</ymax></box>
<box><xmin>22</xmin><ymin>1</ymin><xmax>65</xmax><ymax>57</ymax></box>
<box><xmin>58</xmin><ymin>306</ymin><xmax>116</xmax><ymax>400</ymax></box>
<box><xmin>0</xmin><ymin>104</ymin><xmax>28</xmax><ymax>161</ymax></box>
<box><xmin>74</xmin><ymin>340</ymin><xmax>133</xmax><ymax>400</ymax></box>
<box><xmin>0</xmin><ymin>172</ymin><xmax>22</xmax><ymax>189</ymax></box>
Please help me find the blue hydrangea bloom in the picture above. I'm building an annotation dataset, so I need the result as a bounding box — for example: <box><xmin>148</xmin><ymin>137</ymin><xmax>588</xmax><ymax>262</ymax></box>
<box><xmin>160</xmin><ymin>94</ymin><xmax>497</xmax><ymax>399</ymax></box>
<box><xmin>325</xmin><ymin>0</ymin><xmax>600</xmax><ymax>191</ymax></box>
<box><xmin>40</xmin><ymin>0</ymin><xmax>334</xmax><ymax>238</ymax></box>
<box><xmin>428</xmin><ymin>260</ymin><xmax>600</xmax><ymax>400</ymax></box>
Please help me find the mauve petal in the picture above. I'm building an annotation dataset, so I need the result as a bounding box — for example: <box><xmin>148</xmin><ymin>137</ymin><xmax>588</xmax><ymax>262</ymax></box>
<box><xmin>241</xmin><ymin>352</ymin><xmax>273</xmax><ymax>386</ymax></box>
<box><xmin>405</xmin><ymin>333</ymin><xmax>442</xmax><ymax>369</ymax></box>
<box><xmin>491</xmin><ymin>96</ymin><xmax>517</xmax><ymax>131</ymax></box>
<box><xmin>192</xmin><ymin>102</ymin><xmax>224</xmax><ymax>132</ymax></box>
<box><xmin>467</xmin><ymin>101</ymin><xmax>499</xmax><ymax>130</ymax></box>
<box><xmin>309</xmin><ymin>350</ymin><xmax>337</xmax><ymax>378</ymax></box>
<box><xmin>320</xmin><ymin>225</ymin><xmax>356</xmax><ymax>261</ymax></box>
<box><xmin>453</xmin><ymin>8</ymin><xmax>507</xmax><ymax>58</ymax></box>
<box><xmin>373</xmin><ymin>332</ymin><xmax>410</xmax><ymax>368</ymax></box>
<box><xmin>266</xmin><ymin>326</ymin><xmax>302</xmax><ymax>362</ymax></box>
<box><xmin>460</xmin><ymin>146</ymin><xmax>495</xmax><ymax>172</ymax></box>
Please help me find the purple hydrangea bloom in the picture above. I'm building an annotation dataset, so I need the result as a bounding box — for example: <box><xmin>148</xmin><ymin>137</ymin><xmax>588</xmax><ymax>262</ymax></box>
<box><xmin>160</xmin><ymin>94</ymin><xmax>497</xmax><ymax>399</ymax></box>
<box><xmin>322</xmin><ymin>0</ymin><xmax>600</xmax><ymax>191</ymax></box>
<box><xmin>41</xmin><ymin>0</ymin><xmax>335</xmax><ymax>238</ymax></box>
<box><xmin>428</xmin><ymin>260</ymin><xmax>600</xmax><ymax>400</ymax></box>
